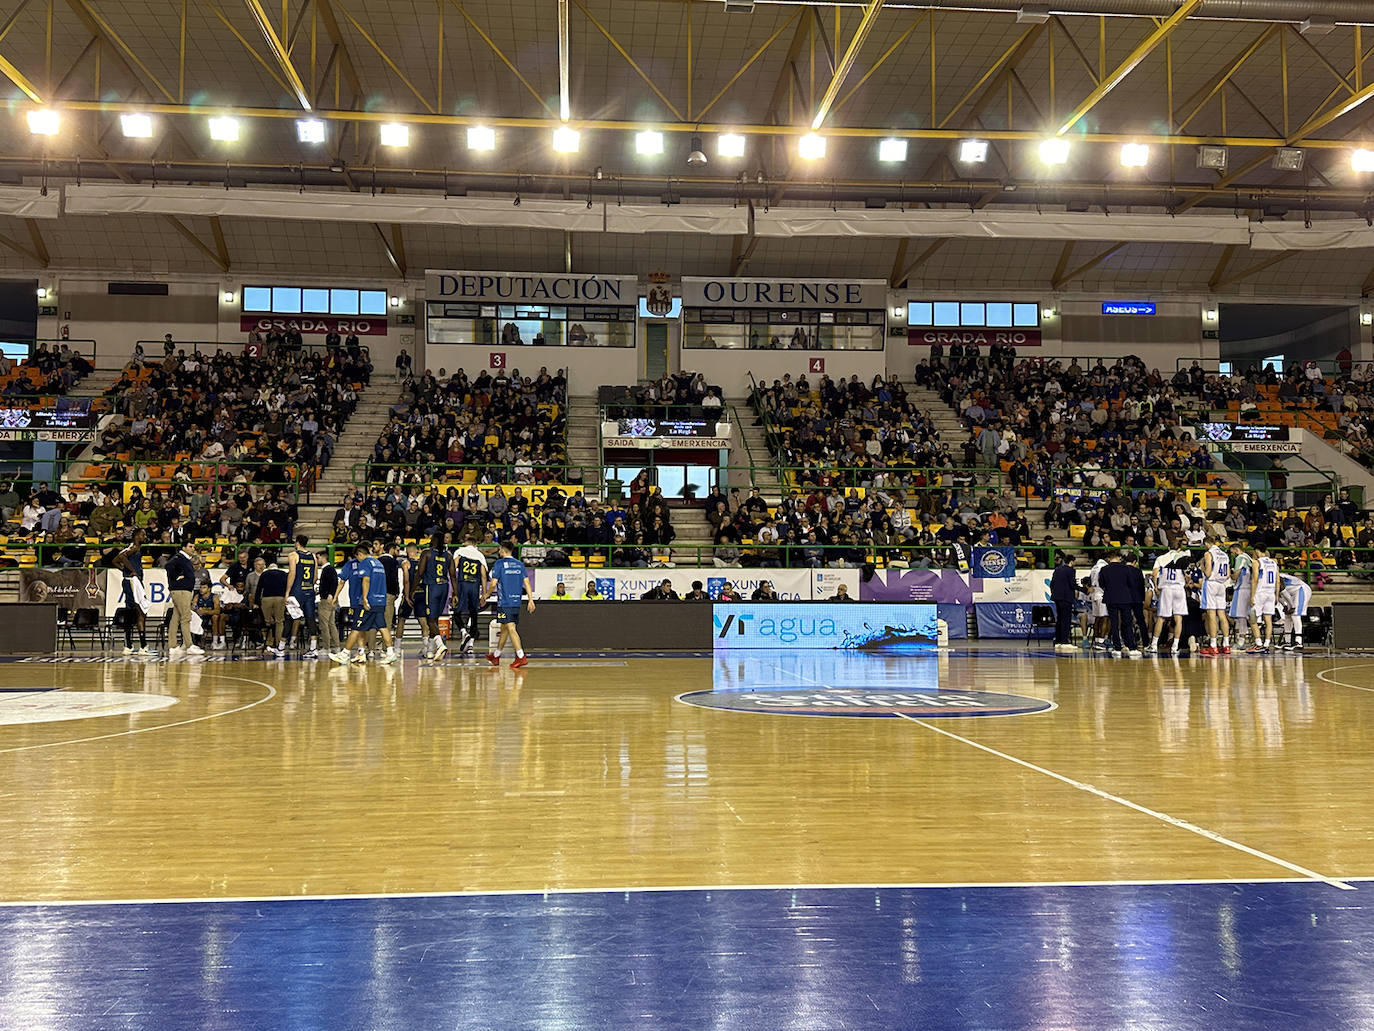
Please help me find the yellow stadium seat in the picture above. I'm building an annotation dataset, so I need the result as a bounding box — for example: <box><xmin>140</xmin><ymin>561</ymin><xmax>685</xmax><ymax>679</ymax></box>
<box><xmin>1069</xmin><ymin>523</ymin><xmax>1086</xmax><ymax>539</ymax></box>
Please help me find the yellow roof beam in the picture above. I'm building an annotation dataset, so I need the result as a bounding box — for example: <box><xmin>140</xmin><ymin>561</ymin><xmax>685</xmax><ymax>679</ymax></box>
<box><xmin>811</xmin><ymin>0</ymin><xmax>885</xmax><ymax>130</ymax></box>
<box><xmin>243</xmin><ymin>0</ymin><xmax>312</xmax><ymax>110</ymax></box>
<box><xmin>1057</xmin><ymin>0</ymin><xmax>1202</xmax><ymax>135</ymax></box>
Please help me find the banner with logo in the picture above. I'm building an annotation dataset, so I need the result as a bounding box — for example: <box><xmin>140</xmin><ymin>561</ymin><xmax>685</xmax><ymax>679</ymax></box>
<box><xmin>533</xmin><ymin>568</ymin><xmax>814</xmax><ymax>601</ymax></box>
<box><xmin>19</xmin><ymin>568</ymin><xmax>106</xmax><ymax>611</ymax></box>
<box><xmin>972</xmin><ymin>546</ymin><xmax>1015</xmax><ymax>579</ymax></box>
<box><xmin>975</xmin><ymin>602</ymin><xmax>1055</xmax><ymax>640</ymax></box>
<box><xmin>811</xmin><ymin>568</ymin><xmax>861</xmax><ymax>600</ymax></box>
<box><xmin>973</xmin><ymin>569</ymin><xmax>1052</xmax><ymax>604</ymax></box>
<box><xmin>713</xmin><ymin>602</ymin><xmax>939</xmax><ymax>651</ymax></box>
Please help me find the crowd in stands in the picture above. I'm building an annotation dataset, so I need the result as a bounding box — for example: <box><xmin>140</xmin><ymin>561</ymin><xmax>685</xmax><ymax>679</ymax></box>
<box><xmin>100</xmin><ymin>345</ymin><xmax>367</xmax><ymax>475</ymax></box>
<box><xmin>366</xmin><ymin>366</ymin><xmax>567</xmax><ymax>486</ymax></box>
<box><xmin>331</xmin><ymin>471</ymin><xmax>677</xmax><ymax>568</ymax></box>
<box><xmin>601</xmin><ymin>370</ymin><xmax>724</xmax><ymax>419</ymax></box>
<box><xmin>0</xmin><ymin>342</ymin><xmax>94</xmax><ymax>396</ymax></box>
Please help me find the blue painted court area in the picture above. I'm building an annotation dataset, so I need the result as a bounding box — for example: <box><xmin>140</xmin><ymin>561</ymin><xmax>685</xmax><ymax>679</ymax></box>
<box><xmin>2</xmin><ymin>880</ymin><xmax>1370</xmax><ymax>1031</ymax></box>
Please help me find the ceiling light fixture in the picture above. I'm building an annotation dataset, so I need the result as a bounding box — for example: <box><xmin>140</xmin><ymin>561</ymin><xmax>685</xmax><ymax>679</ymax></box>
<box><xmin>878</xmin><ymin>138</ymin><xmax>907</xmax><ymax>163</ymax></box>
<box><xmin>687</xmin><ymin>135</ymin><xmax>708</xmax><ymax>166</ymax></box>
<box><xmin>958</xmin><ymin>139</ymin><xmax>988</xmax><ymax>164</ymax></box>
<box><xmin>552</xmin><ymin>126</ymin><xmax>581</xmax><ymax>153</ymax></box>
<box><xmin>296</xmin><ymin>118</ymin><xmax>325</xmax><ymax>144</ymax></box>
<box><xmin>120</xmin><ymin>113</ymin><xmax>153</xmax><ymax>139</ymax></box>
<box><xmin>1038</xmin><ymin>137</ymin><xmax>1070</xmax><ymax>166</ymax></box>
<box><xmin>1272</xmin><ymin>147</ymin><xmax>1305</xmax><ymax>172</ymax></box>
<box><xmin>1196</xmin><ymin>145</ymin><xmax>1228</xmax><ymax>170</ymax></box>
<box><xmin>717</xmin><ymin>133</ymin><xmax>745</xmax><ymax>158</ymax></box>
<box><xmin>26</xmin><ymin>109</ymin><xmax>59</xmax><ymax>136</ymax></box>
<box><xmin>379</xmin><ymin>122</ymin><xmax>409</xmax><ymax>147</ymax></box>
<box><xmin>798</xmin><ymin>133</ymin><xmax>826</xmax><ymax>160</ymax></box>
<box><xmin>1120</xmin><ymin>142</ymin><xmax>1150</xmax><ymax>167</ymax></box>
<box><xmin>636</xmin><ymin>130</ymin><xmax>664</xmax><ymax>156</ymax></box>
<box><xmin>1353</xmin><ymin>148</ymin><xmax>1374</xmax><ymax>172</ymax></box>
<box><xmin>208</xmin><ymin>116</ymin><xmax>239</xmax><ymax>141</ymax></box>
<box><xmin>467</xmin><ymin>125</ymin><xmax>496</xmax><ymax>151</ymax></box>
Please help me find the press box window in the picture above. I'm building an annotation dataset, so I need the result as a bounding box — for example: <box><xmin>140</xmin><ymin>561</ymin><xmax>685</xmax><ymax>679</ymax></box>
<box><xmin>907</xmin><ymin>300</ymin><xmax>1042</xmax><ymax>328</ymax></box>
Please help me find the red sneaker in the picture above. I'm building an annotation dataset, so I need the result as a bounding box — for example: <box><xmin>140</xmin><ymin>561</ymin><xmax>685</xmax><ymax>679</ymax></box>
<box><xmin>1222</xmin><ymin>646</ymin><xmax>1232</xmax><ymax>655</ymax></box>
<box><xmin>1200</xmin><ymin>646</ymin><xmax>1218</xmax><ymax>656</ymax></box>
<box><xmin>511</xmin><ymin>656</ymin><xmax>529</xmax><ymax>669</ymax></box>
<box><xmin>486</xmin><ymin>652</ymin><xmax>500</xmax><ymax>666</ymax></box>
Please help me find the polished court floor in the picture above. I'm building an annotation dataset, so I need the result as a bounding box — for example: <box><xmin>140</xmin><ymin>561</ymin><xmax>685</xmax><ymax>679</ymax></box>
<box><xmin>2</xmin><ymin>647</ymin><xmax>1374</xmax><ymax>1029</ymax></box>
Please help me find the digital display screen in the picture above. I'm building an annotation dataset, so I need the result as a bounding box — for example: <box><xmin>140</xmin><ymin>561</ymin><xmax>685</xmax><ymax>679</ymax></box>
<box><xmin>0</xmin><ymin>398</ymin><xmax>96</xmax><ymax>430</ymax></box>
<box><xmin>1102</xmin><ymin>300</ymin><xmax>1157</xmax><ymax>315</ymax></box>
<box><xmin>712</xmin><ymin>602</ymin><xmax>939</xmax><ymax>651</ymax></box>
<box><xmin>1200</xmin><ymin>423</ymin><xmax>1290</xmax><ymax>442</ymax></box>
<box><xmin>616</xmin><ymin>418</ymin><xmax>715</xmax><ymax>438</ymax></box>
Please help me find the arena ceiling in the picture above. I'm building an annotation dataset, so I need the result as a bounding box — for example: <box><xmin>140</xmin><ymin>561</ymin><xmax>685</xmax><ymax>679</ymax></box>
<box><xmin>4</xmin><ymin>0</ymin><xmax>1374</xmax><ymax>294</ymax></box>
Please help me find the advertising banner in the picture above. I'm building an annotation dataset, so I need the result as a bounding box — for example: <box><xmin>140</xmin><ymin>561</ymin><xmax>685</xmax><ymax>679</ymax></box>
<box><xmin>811</xmin><ymin>568</ymin><xmax>861</xmax><ymax>600</ymax></box>
<box><xmin>858</xmin><ymin>569</ymin><xmax>972</xmax><ymax>604</ymax></box>
<box><xmin>602</xmin><ymin>436</ymin><xmax>731</xmax><ymax>450</ymax></box>
<box><xmin>19</xmin><ymin>567</ymin><xmax>106</xmax><ymax>611</ymax></box>
<box><xmin>972</xmin><ymin>546</ymin><xmax>1015</xmax><ymax>579</ymax></box>
<box><xmin>1198</xmin><ymin>422</ymin><xmax>1303</xmax><ymax>454</ymax></box>
<box><xmin>973</xmin><ymin>569</ymin><xmax>1052</xmax><ymax>604</ymax></box>
<box><xmin>532</xmin><ymin>568</ymin><xmax>814</xmax><ymax>601</ymax></box>
<box><xmin>712</xmin><ymin>602</ymin><xmax>939</xmax><ymax>651</ymax></box>
<box><xmin>975</xmin><ymin>602</ymin><xmax>1054</xmax><ymax>640</ymax></box>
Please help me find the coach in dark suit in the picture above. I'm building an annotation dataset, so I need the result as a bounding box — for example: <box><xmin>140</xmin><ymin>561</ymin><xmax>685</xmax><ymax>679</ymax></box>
<box><xmin>1050</xmin><ymin>552</ymin><xmax>1077</xmax><ymax>651</ymax></box>
<box><xmin>1098</xmin><ymin>551</ymin><xmax>1138</xmax><ymax>655</ymax></box>
<box><xmin>1124</xmin><ymin>553</ymin><xmax>1149</xmax><ymax>649</ymax></box>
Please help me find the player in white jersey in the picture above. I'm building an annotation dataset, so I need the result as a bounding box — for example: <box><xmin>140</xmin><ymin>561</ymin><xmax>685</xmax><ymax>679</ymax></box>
<box><xmin>1278</xmin><ymin>572</ymin><xmax>1311</xmax><ymax>652</ymax></box>
<box><xmin>1199</xmin><ymin>539</ymin><xmax>1232</xmax><ymax>655</ymax></box>
<box><xmin>1247</xmin><ymin>543</ymin><xmax>1280</xmax><ymax>653</ymax></box>
<box><xmin>1148</xmin><ymin>550</ymin><xmax>1189</xmax><ymax>654</ymax></box>
<box><xmin>1088</xmin><ymin>557</ymin><xmax>1109</xmax><ymax>649</ymax></box>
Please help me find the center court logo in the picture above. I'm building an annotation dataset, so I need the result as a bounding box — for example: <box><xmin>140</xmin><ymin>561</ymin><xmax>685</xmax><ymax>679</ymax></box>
<box><xmin>678</xmin><ymin>688</ymin><xmax>1054</xmax><ymax>718</ymax></box>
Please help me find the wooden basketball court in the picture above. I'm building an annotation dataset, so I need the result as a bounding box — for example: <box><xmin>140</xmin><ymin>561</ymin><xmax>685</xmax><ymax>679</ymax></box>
<box><xmin>2</xmin><ymin>649</ymin><xmax>1373</xmax><ymax>1028</ymax></box>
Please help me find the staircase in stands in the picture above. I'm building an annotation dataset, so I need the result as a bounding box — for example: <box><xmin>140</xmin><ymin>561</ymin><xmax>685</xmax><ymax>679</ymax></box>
<box><xmin>563</xmin><ymin>394</ymin><xmax>600</xmax><ymax>496</ymax></box>
<box><xmin>295</xmin><ymin>380</ymin><xmax>401</xmax><ymax>543</ymax></box>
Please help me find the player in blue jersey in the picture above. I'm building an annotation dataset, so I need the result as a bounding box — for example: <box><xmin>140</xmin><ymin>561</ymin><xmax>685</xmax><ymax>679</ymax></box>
<box><xmin>332</xmin><ymin>541</ymin><xmax>397</xmax><ymax>665</ymax></box>
<box><xmin>482</xmin><ymin>540</ymin><xmax>535</xmax><ymax>669</ymax></box>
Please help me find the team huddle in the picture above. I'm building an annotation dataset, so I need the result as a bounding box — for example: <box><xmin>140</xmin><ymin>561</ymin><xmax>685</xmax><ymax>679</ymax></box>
<box><xmin>328</xmin><ymin>535</ymin><xmax>536</xmax><ymax>666</ymax></box>
<box><xmin>1075</xmin><ymin>539</ymin><xmax>1311</xmax><ymax>658</ymax></box>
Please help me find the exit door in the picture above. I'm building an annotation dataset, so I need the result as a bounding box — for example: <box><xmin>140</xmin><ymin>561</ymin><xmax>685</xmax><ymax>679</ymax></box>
<box><xmin>644</xmin><ymin>323</ymin><xmax>669</xmax><ymax>380</ymax></box>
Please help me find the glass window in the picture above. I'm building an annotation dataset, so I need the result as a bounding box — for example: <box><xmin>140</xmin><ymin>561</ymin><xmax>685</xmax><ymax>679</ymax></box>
<box><xmin>1013</xmin><ymin>303</ymin><xmax>1040</xmax><ymax>327</ymax></box>
<box><xmin>1218</xmin><ymin>362</ymin><xmax>1233</xmax><ymax>377</ymax></box>
<box><xmin>1262</xmin><ymin>354</ymin><xmax>1284</xmax><ymax>373</ymax></box>
<box><xmin>907</xmin><ymin>301</ymin><xmax>932</xmax><ymax>326</ymax></box>
<box><xmin>243</xmin><ymin>286</ymin><xmax>271</xmax><ymax>312</ymax></box>
<box><xmin>359</xmin><ymin>290</ymin><xmax>387</xmax><ymax>316</ymax></box>
<box><xmin>986</xmin><ymin>302</ymin><xmax>1012</xmax><ymax>327</ymax></box>
<box><xmin>933</xmin><ymin>302</ymin><xmax>960</xmax><ymax>326</ymax></box>
<box><xmin>960</xmin><ymin>302</ymin><xmax>985</xmax><ymax>327</ymax></box>
<box><xmin>302</xmin><ymin>288</ymin><xmax>330</xmax><ymax>313</ymax></box>
<box><xmin>271</xmin><ymin>287</ymin><xmax>301</xmax><ymax>314</ymax></box>
<box><xmin>330</xmin><ymin>289</ymin><xmax>359</xmax><ymax>315</ymax></box>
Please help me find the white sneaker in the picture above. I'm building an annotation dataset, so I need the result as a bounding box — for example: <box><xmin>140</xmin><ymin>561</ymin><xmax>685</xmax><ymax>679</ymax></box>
<box><xmin>350</xmin><ymin>651</ymin><xmax>367</xmax><ymax>664</ymax></box>
<box><xmin>1111</xmin><ymin>649</ymin><xmax>1123</xmax><ymax>658</ymax></box>
<box><xmin>168</xmin><ymin>647</ymin><xmax>186</xmax><ymax>660</ymax></box>
<box><xmin>121</xmin><ymin>646</ymin><xmax>135</xmax><ymax>656</ymax></box>
<box><xmin>304</xmin><ymin>649</ymin><xmax>319</xmax><ymax>659</ymax></box>
<box><xmin>380</xmin><ymin>649</ymin><xmax>398</xmax><ymax>665</ymax></box>
<box><xmin>432</xmin><ymin>638</ymin><xmax>447</xmax><ymax>657</ymax></box>
<box><xmin>330</xmin><ymin>650</ymin><xmax>349</xmax><ymax>664</ymax></box>
<box><xmin>187</xmin><ymin>645</ymin><xmax>205</xmax><ymax>656</ymax></box>
<box><xmin>1128</xmin><ymin>649</ymin><xmax>1142</xmax><ymax>659</ymax></box>
<box><xmin>137</xmin><ymin>647</ymin><xmax>153</xmax><ymax>657</ymax></box>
